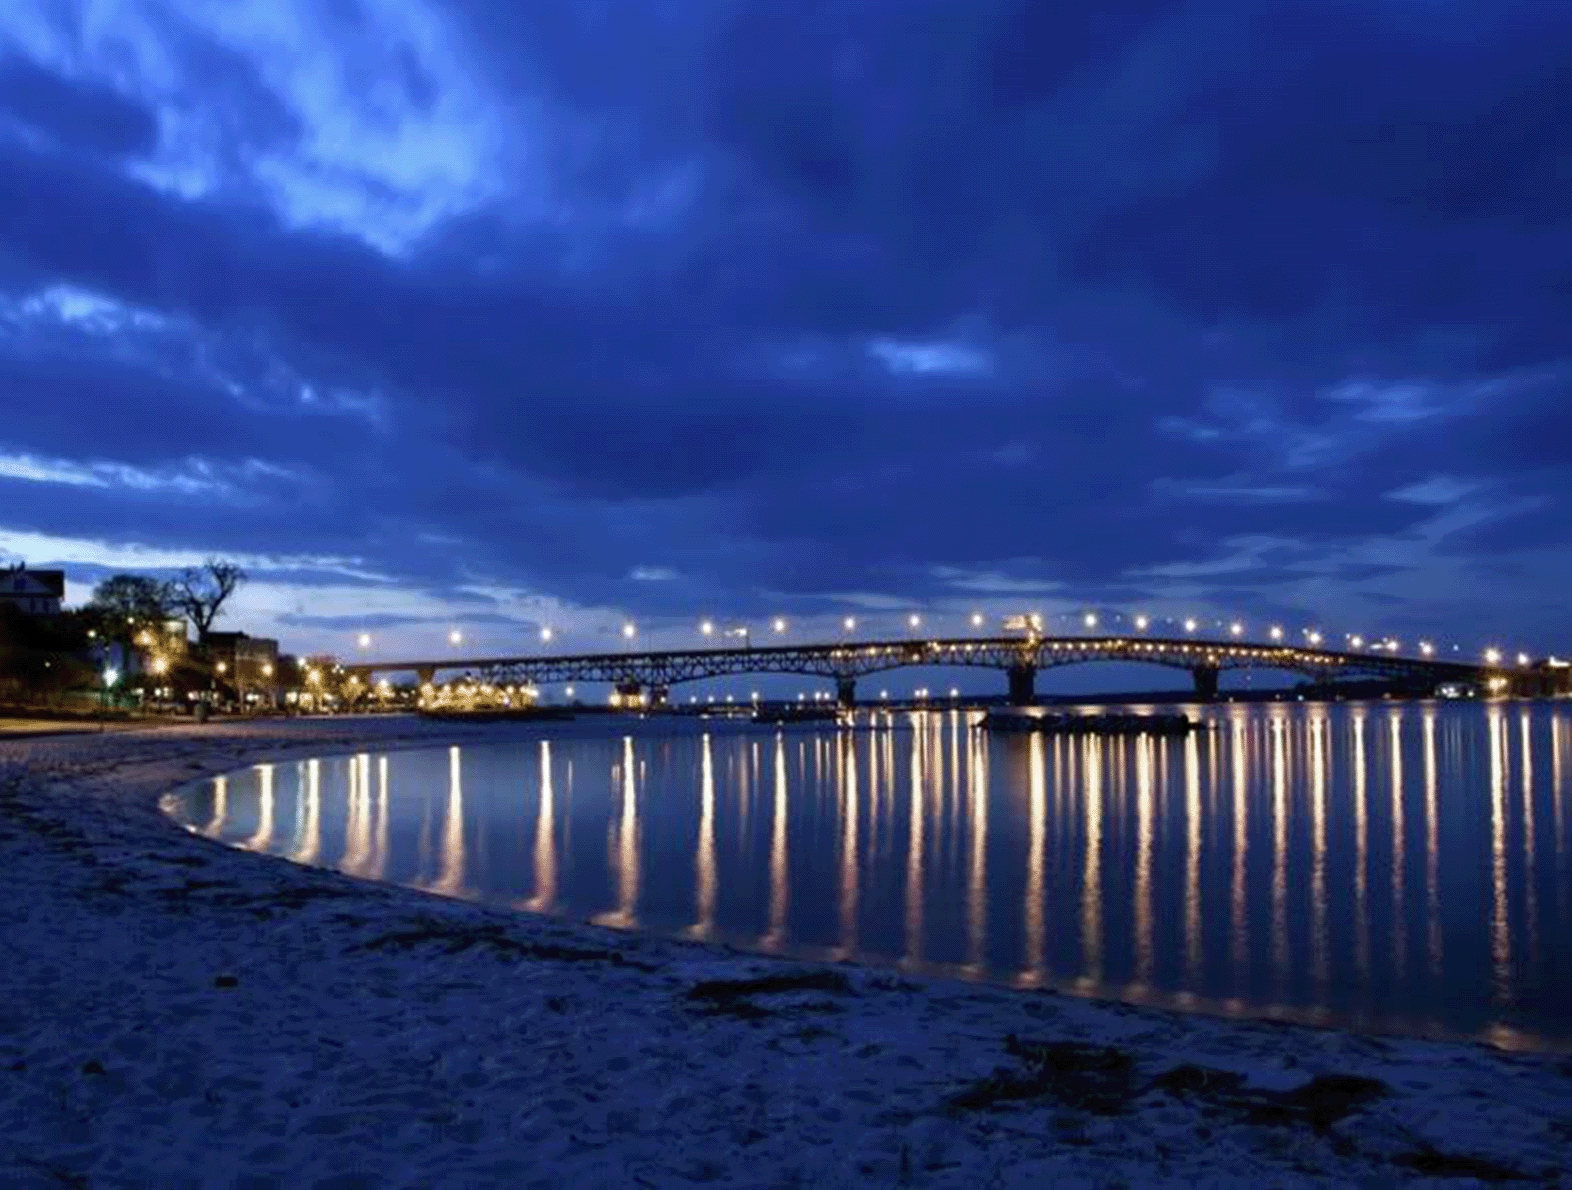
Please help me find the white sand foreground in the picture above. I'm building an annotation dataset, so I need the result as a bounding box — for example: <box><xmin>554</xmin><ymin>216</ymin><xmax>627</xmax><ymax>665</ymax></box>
<box><xmin>2</xmin><ymin>716</ymin><xmax>1570</xmax><ymax>1189</ymax></box>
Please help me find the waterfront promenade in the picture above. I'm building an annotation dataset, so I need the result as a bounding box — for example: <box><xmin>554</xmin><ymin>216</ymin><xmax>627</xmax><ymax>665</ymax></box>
<box><xmin>3</xmin><ymin>716</ymin><xmax>1570</xmax><ymax>1187</ymax></box>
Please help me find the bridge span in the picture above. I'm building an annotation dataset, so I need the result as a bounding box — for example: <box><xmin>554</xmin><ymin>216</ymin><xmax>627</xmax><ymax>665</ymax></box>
<box><xmin>344</xmin><ymin>633</ymin><xmax>1565</xmax><ymax>705</ymax></box>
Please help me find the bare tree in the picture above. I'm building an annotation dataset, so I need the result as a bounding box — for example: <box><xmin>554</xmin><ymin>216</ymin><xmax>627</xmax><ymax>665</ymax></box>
<box><xmin>170</xmin><ymin>559</ymin><xmax>247</xmax><ymax>642</ymax></box>
<box><xmin>86</xmin><ymin>574</ymin><xmax>175</xmax><ymax>641</ymax></box>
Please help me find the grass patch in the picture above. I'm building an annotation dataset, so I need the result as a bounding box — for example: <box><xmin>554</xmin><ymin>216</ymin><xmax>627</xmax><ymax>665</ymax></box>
<box><xmin>354</xmin><ymin>920</ymin><xmax>655</xmax><ymax>970</ymax></box>
<box><xmin>685</xmin><ymin>971</ymin><xmax>855</xmax><ymax>1018</ymax></box>
<box><xmin>948</xmin><ymin>1036</ymin><xmax>1138</xmax><ymax>1115</ymax></box>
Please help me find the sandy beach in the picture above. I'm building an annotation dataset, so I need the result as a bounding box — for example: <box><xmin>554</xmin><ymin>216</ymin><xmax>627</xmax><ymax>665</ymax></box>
<box><xmin>3</xmin><ymin>715</ymin><xmax>1570</xmax><ymax>1188</ymax></box>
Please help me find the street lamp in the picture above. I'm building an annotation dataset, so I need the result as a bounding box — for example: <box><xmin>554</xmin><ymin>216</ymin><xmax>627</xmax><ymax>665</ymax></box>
<box><xmin>842</xmin><ymin>616</ymin><xmax>856</xmax><ymax>633</ymax></box>
<box><xmin>1083</xmin><ymin>612</ymin><xmax>1097</xmax><ymax>630</ymax></box>
<box><xmin>907</xmin><ymin>613</ymin><xmax>922</xmax><ymax>630</ymax></box>
<box><xmin>1229</xmin><ymin>622</ymin><xmax>1244</xmax><ymax>637</ymax></box>
<box><xmin>540</xmin><ymin>626</ymin><xmax>554</xmax><ymax>644</ymax></box>
<box><xmin>357</xmin><ymin>633</ymin><xmax>371</xmax><ymax>648</ymax></box>
<box><xmin>1134</xmin><ymin>615</ymin><xmax>1150</xmax><ymax>631</ymax></box>
<box><xmin>1269</xmin><ymin>625</ymin><xmax>1284</xmax><ymax>641</ymax></box>
<box><xmin>1484</xmin><ymin>647</ymin><xmax>1503</xmax><ymax>666</ymax></box>
<box><xmin>970</xmin><ymin>611</ymin><xmax>985</xmax><ymax>629</ymax></box>
<box><xmin>449</xmin><ymin>629</ymin><xmax>463</xmax><ymax>646</ymax></box>
<box><xmin>700</xmin><ymin>620</ymin><xmax>714</xmax><ymax>637</ymax></box>
<box><xmin>772</xmin><ymin>617</ymin><xmax>787</xmax><ymax>634</ymax></box>
<box><xmin>1183</xmin><ymin>618</ymin><xmax>1198</xmax><ymax>634</ymax></box>
<box><xmin>622</xmin><ymin>622</ymin><xmax>637</xmax><ymax>641</ymax></box>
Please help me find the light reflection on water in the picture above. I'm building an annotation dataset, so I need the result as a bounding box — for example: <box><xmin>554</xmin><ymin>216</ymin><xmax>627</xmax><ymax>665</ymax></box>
<box><xmin>172</xmin><ymin>703</ymin><xmax>1572</xmax><ymax>1047</ymax></box>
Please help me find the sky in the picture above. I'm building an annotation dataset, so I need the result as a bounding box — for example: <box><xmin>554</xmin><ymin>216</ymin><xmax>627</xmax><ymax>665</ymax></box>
<box><xmin>1</xmin><ymin>0</ymin><xmax>1569</xmax><ymax>693</ymax></box>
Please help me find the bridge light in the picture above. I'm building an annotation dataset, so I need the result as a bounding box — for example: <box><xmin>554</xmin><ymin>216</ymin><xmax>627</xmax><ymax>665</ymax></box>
<box><xmin>1229</xmin><ymin>622</ymin><xmax>1243</xmax><ymax>637</ymax></box>
<box><xmin>700</xmin><ymin>620</ymin><xmax>714</xmax><ymax>636</ymax></box>
<box><xmin>843</xmin><ymin>616</ymin><xmax>856</xmax><ymax>632</ymax></box>
<box><xmin>1484</xmin><ymin>647</ymin><xmax>1502</xmax><ymax>666</ymax></box>
<box><xmin>1269</xmin><ymin>625</ymin><xmax>1283</xmax><ymax>641</ymax></box>
<box><xmin>449</xmin><ymin>630</ymin><xmax>463</xmax><ymax>646</ymax></box>
<box><xmin>1134</xmin><ymin>615</ymin><xmax>1150</xmax><ymax>631</ymax></box>
<box><xmin>773</xmin><ymin>617</ymin><xmax>787</xmax><ymax>634</ymax></box>
<box><xmin>1183</xmin><ymin>618</ymin><xmax>1198</xmax><ymax>633</ymax></box>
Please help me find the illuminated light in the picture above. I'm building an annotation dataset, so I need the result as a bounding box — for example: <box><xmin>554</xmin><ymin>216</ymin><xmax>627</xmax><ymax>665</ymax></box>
<box><xmin>908</xmin><ymin>613</ymin><xmax>922</xmax><ymax>629</ymax></box>
<box><xmin>1387</xmin><ymin>640</ymin><xmax>1400</xmax><ymax>653</ymax></box>
<box><xmin>1350</xmin><ymin>635</ymin><xmax>1364</xmax><ymax>649</ymax></box>
<box><xmin>1419</xmin><ymin>642</ymin><xmax>1435</xmax><ymax>657</ymax></box>
<box><xmin>622</xmin><ymin>622</ymin><xmax>637</xmax><ymax>639</ymax></box>
<box><xmin>152</xmin><ymin>657</ymin><xmax>168</xmax><ymax>675</ymax></box>
<box><xmin>1229</xmin><ymin>622</ymin><xmax>1244</xmax><ymax>637</ymax></box>
<box><xmin>262</xmin><ymin>664</ymin><xmax>273</xmax><ymax>677</ymax></box>
<box><xmin>103</xmin><ymin>667</ymin><xmax>118</xmax><ymax>686</ymax></box>
<box><xmin>1308</xmin><ymin>631</ymin><xmax>1324</xmax><ymax>646</ymax></box>
<box><xmin>880</xmin><ymin>689</ymin><xmax>889</xmax><ymax>700</ymax></box>
<box><xmin>565</xmin><ymin>685</ymin><xmax>575</xmax><ymax>698</ymax></box>
<box><xmin>216</xmin><ymin>661</ymin><xmax>227</xmax><ymax>674</ymax></box>
<box><xmin>357</xmin><ymin>633</ymin><xmax>371</xmax><ymax>648</ymax></box>
<box><xmin>1484</xmin><ymin>648</ymin><xmax>1502</xmax><ymax>665</ymax></box>
<box><xmin>449</xmin><ymin>630</ymin><xmax>463</xmax><ymax>645</ymax></box>
<box><xmin>773</xmin><ymin>617</ymin><xmax>787</xmax><ymax>634</ymax></box>
<box><xmin>970</xmin><ymin>612</ymin><xmax>984</xmax><ymax>628</ymax></box>
<box><xmin>750</xmin><ymin>690</ymin><xmax>760</xmax><ymax>701</ymax></box>
<box><xmin>1083</xmin><ymin>612</ymin><xmax>1098</xmax><ymax>629</ymax></box>
<box><xmin>700</xmin><ymin>620</ymin><xmax>714</xmax><ymax>636</ymax></box>
<box><xmin>1517</xmin><ymin>652</ymin><xmax>1531</xmax><ymax>667</ymax></box>
<box><xmin>1134</xmin><ymin>615</ymin><xmax>1150</xmax><ymax>631</ymax></box>
<box><xmin>541</xmin><ymin>626</ymin><xmax>554</xmax><ymax>643</ymax></box>
<box><xmin>1269</xmin><ymin>625</ymin><xmax>1283</xmax><ymax>641</ymax></box>
<box><xmin>1184</xmin><ymin>618</ymin><xmax>1197</xmax><ymax>633</ymax></box>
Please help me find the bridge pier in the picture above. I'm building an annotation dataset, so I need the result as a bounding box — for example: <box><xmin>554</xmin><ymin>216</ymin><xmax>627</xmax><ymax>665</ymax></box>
<box><xmin>1192</xmin><ymin>665</ymin><xmax>1220</xmax><ymax>701</ymax></box>
<box><xmin>1007</xmin><ymin>663</ymin><xmax>1037</xmax><ymax>705</ymax></box>
<box><xmin>836</xmin><ymin>676</ymin><xmax>857</xmax><ymax>708</ymax></box>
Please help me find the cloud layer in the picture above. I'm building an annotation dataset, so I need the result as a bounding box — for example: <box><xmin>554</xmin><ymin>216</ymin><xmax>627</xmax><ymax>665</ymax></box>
<box><xmin>1</xmin><ymin>0</ymin><xmax>1568</xmax><ymax>666</ymax></box>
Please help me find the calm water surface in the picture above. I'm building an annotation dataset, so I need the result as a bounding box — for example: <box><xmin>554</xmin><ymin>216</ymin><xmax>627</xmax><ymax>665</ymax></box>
<box><xmin>172</xmin><ymin>703</ymin><xmax>1572</xmax><ymax>1047</ymax></box>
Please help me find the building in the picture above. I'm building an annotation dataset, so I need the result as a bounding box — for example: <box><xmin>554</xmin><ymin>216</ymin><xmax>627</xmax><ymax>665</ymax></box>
<box><xmin>204</xmin><ymin>631</ymin><xmax>280</xmax><ymax>706</ymax></box>
<box><xmin>0</xmin><ymin>563</ymin><xmax>65</xmax><ymax>616</ymax></box>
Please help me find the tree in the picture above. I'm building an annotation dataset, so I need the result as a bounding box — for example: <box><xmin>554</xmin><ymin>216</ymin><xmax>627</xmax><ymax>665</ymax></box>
<box><xmin>170</xmin><ymin>559</ymin><xmax>246</xmax><ymax>643</ymax></box>
<box><xmin>86</xmin><ymin>574</ymin><xmax>175</xmax><ymax>641</ymax></box>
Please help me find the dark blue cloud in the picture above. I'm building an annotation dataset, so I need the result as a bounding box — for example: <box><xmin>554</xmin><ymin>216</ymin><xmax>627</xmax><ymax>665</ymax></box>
<box><xmin>0</xmin><ymin>0</ymin><xmax>1568</xmax><ymax>655</ymax></box>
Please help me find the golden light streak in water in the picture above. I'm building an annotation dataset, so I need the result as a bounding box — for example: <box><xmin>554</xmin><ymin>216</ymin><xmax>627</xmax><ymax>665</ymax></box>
<box><xmin>294</xmin><ymin>758</ymin><xmax>322</xmax><ymax>867</ymax></box>
<box><xmin>1229</xmin><ymin>718</ymin><xmax>1248</xmax><ymax>978</ymax></box>
<box><xmin>1270</xmin><ymin>715</ymin><xmax>1289</xmax><ymax>987</ymax></box>
<box><xmin>1133</xmin><ymin>734</ymin><xmax>1155</xmax><ymax>991</ymax></box>
<box><xmin>905</xmin><ymin>714</ymin><xmax>928</xmax><ymax>965</ymax></box>
<box><xmin>597</xmin><ymin>735</ymin><xmax>641</xmax><ymax>929</ymax></box>
<box><xmin>1309</xmin><ymin>713</ymin><xmax>1330</xmax><ymax>991</ymax></box>
<box><xmin>430</xmin><ymin>746</ymin><xmax>466</xmax><ymax>897</ymax></box>
<box><xmin>207</xmin><ymin>775</ymin><xmax>228</xmax><ymax>837</ymax></box>
<box><xmin>1488</xmin><ymin>707</ymin><xmax>1511</xmax><ymax>1003</ymax></box>
<box><xmin>341</xmin><ymin>753</ymin><xmax>372</xmax><ymax>876</ymax></box>
<box><xmin>1554</xmin><ymin>715</ymin><xmax>1567</xmax><ymax>929</ymax></box>
<box><xmin>1422</xmin><ymin>710</ymin><xmax>1441</xmax><ymax>976</ymax></box>
<box><xmin>244</xmin><ymin>764</ymin><xmax>275</xmax><ymax>852</ymax></box>
<box><xmin>1352</xmin><ymin>711</ymin><xmax>1370</xmax><ymax>981</ymax></box>
<box><xmin>1183</xmin><ymin>731</ymin><xmax>1203</xmax><ymax>984</ymax></box>
<box><xmin>1021</xmin><ymin>732</ymin><xmax>1047</xmax><ymax>983</ymax></box>
<box><xmin>836</xmin><ymin>732</ymin><xmax>860</xmax><ymax>958</ymax></box>
<box><xmin>1519</xmin><ymin>711</ymin><xmax>1538</xmax><ymax>965</ymax></box>
<box><xmin>1081</xmin><ymin>736</ymin><xmax>1105</xmax><ymax>987</ymax></box>
<box><xmin>689</xmin><ymin>734</ymin><xmax>717</xmax><ymax>940</ymax></box>
<box><xmin>524</xmin><ymin>740</ymin><xmax>557</xmax><ymax>913</ymax></box>
<box><xmin>1388</xmin><ymin>712</ymin><xmax>1406</xmax><ymax>979</ymax></box>
<box><xmin>369</xmin><ymin>756</ymin><xmax>389</xmax><ymax>882</ymax></box>
<box><xmin>967</xmin><ymin>728</ymin><xmax>989</xmax><ymax>974</ymax></box>
<box><xmin>765</xmin><ymin>733</ymin><xmax>789</xmax><ymax>950</ymax></box>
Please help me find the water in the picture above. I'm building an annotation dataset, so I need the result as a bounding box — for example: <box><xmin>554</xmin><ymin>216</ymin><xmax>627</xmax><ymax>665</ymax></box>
<box><xmin>170</xmin><ymin>702</ymin><xmax>1572</xmax><ymax>1047</ymax></box>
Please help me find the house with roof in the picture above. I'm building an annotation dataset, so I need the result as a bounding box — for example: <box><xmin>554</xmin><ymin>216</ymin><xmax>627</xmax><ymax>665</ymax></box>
<box><xmin>0</xmin><ymin>564</ymin><xmax>65</xmax><ymax>616</ymax></box>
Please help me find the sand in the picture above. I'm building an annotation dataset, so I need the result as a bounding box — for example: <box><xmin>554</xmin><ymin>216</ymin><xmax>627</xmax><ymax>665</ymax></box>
<box><xmin>2</xmin><ymin>715</ymin><xmax>1569</xmax><ymax>1188</ymax></box>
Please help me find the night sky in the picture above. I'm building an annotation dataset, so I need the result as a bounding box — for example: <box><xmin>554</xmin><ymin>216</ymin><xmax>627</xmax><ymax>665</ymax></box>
<box><xmin>2</xmin><ymin>1</ymin><xmax>1569</xmax><ymax>674</ymax></box>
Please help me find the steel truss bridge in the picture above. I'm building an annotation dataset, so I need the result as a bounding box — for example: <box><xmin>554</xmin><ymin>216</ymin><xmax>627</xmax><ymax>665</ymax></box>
<box><xmin>345</xmin><ymin>634</ymin><xmax>1562</xmax><ymax>705</ymax></box>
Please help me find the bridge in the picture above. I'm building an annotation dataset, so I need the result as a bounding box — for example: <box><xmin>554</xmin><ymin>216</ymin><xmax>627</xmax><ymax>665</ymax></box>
<box><xmin>343</xmin><ymin>633</ymin><xmax>1568</xmax><ymax>706</ymax></box>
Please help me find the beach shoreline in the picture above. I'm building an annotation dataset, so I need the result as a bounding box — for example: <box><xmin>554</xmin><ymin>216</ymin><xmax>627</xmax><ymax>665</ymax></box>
<box><xmin>3</xmin><ymin>715</ymin><xmax>1569</xmax><ymax>1187</ymax></box>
